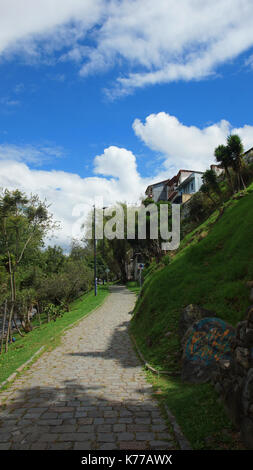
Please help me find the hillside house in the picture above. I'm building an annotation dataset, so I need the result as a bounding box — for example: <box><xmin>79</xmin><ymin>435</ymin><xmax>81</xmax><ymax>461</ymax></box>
<box><xmin>243</xmin><ymin>147</ymin><xmax>253</xmax><ymax>164</ymax></box>
<box><xmin>170</xmin><ymin>171</ymin><xmax>204</xmax><ymax>204</ymax></box>
<box><xmin>210</xmin><ymin>164</ymin><xmax>223</xmax><ymax>176</ymax></box>
<box><xmin>145</xmin><ymin>178</ymin><xmax>170</xmax><ymax>202</ymax></box>
<box><xmin>145</xmin><ymin>169</ymin><xmax>203</xmax><ymax>204</ymax></box>
<box><xmin>145</xmin><ymin>170</ymin><xmax>194</xmax><ymax>203</ymax></box>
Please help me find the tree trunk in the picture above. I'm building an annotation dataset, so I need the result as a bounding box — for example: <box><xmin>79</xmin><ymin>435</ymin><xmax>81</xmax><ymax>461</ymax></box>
<box><xmin>225</xmin><ymin>167</ymin><xmax>235</xmax><ymax>194</ymax></box>
<box><xmin>12</xmin><ymin>315</ymin><xmax>24</xmax><ymax>337</ymax></box>
<box><xmin>240</xmin><ymin>171</ymin><xmax>247</xmax><ymax>190</ymax></box>
<box><xmin>0</xmin><ymin>300</ymin><xmax>7</xmax><ymax>355</ymax></box>
<box><xmin>5</xmin><ymin>302</ymin><xmax>14</xmax><ymax>353</ymax></box>
<box><xmin>37</xmin><ymin>302</ymin><xmax>41</xmax><ymax>326</ymax></box>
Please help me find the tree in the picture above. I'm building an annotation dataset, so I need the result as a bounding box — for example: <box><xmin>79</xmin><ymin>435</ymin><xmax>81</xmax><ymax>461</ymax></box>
<box><xmin>42</xmin><ymin>245</ymin><xmax>65</xmax><ymax>274</ymax></box>
<box><xmin>214</xmin><ymin>144</ymin><xmax>234</xmax><ymax>194</ymax></box>
<box><xmin>226</xmin><ymin>134</ymin><xmax>246</xmax><ymax>190</ymax></box>
<box><xmin>187</xmin><ymin>192</ymin><xmax>211</xmax><ymax>224</ymax></box>
<box><xmin>200</xmin><ymin>169</ymin><xmax>222</xmax><ymax>207</ymax></box>
<box><xmin>215</xmin><ymin>135</ymin><xmax>246</xmax><ymax>193</ymax></box>
<box><xmin>38</xmin><ymin>259</ymin><xmax>92</xmax><ymax>310</ymax></box>
<box><xmin>200</xmin><ymin>182</ymin><xmax>217</xmax><ymax>207</ymax></box>
<box><xmin>0</xmin><ymin>189</ymin><xmax>57</xmax><ymax>349</ymax></box>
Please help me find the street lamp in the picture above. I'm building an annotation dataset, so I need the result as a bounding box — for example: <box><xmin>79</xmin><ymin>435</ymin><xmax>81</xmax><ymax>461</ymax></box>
<box><xmin>102</xmin><ymin>206</ymin><xmax>107</xmax><ymax>285</ymax></box>
<box><xmin>94</xmin><ymin>205</ymin><xmax>108</xmax><ymax>295</ymax></box>
<box><xmin>93</xmin><ymin>205</ymin><xmax>97</xmax><ymax>296</ymax></box>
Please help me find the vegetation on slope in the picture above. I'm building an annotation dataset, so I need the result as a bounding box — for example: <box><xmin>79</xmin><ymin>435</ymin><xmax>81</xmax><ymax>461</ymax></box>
<box><xmin>130</xmin><ymin>183</ymin><xmax>253</xmax><ymax>448</ymax></box>
<box><xmin>131</xmin><ymin>183</ymin><xmax>253</xmax><ymax>373</ymax></box>
<box><xmin>0</xmin><ymin>286</ymin><xmax>109</xmax><ymax>385</ymax></box>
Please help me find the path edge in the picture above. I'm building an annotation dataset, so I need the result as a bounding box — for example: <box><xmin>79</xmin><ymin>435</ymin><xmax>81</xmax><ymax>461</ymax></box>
<box><xmin>0</xmin><ymin>290</ymin><xmax>111</xmax><ymax>393</ymax></box>
<box><xmin>0</xmin><ymin>345</ymin><xmax>45</xmax><ymax>392</ymax></box>
<box><xmin>130</xmin><ymin>332</ymin><xmax>192</xmax><ymax>450</ymax></box>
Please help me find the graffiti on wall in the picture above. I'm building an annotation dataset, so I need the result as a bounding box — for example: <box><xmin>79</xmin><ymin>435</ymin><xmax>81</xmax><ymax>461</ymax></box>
<box><xmin>185</xmin><ymin>317</ymin><xmax>235</xmax><ymax>365</ymax></box>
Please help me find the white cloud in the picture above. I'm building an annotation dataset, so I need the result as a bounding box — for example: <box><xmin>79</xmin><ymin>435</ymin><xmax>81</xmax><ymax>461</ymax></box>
<box><xmin>0</xmin><ymin>143</ymin><xmax>64</xmax><ymax>165</ymax></box>
<box><xmin>94</xmin><ymin>146</ymin><xmax>142</xmax><ymax>193</ymax></box>
<box><xmin>0</xmin><ymin>1</ymin><xmax>253</xmax><ymax>93</ymax></box>
<box><xmin>0</xmin><ymin>145</ymin><xmax>148</xmax><ymax>248</ymax></box>
<box><xmin>133</xmin><ymin>112</ymin><xmax>253</xmax><ymax>172</ymax></box>
<box><xmin>0</xmin><ymin>1</ymin><xmax>103</xmax><ymax>57</ymax></box>
<box><xmin>1</xmin><ymin>113</ymin><xmax>253</xmax><ymax>249</ymax></box>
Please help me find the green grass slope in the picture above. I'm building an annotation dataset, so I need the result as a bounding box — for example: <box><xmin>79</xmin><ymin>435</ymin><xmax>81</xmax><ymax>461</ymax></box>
<box><xmin>130</xmin><ymin>184</ymin><xmax>253</xmax><ymax>449</ymax></box>
<box><xmin>131</xmin><ymin>183</ymin><xmax>253</xmax><ymax>374</ymax></box>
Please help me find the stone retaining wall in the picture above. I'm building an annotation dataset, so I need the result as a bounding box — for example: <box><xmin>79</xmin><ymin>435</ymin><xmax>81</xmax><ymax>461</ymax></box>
<box><xmin>211</xmin><ymin>304</ymin><xmax>253</xmax><ymax>449</ymax></box>
<box><xmin>179</xmin><ymin>287</ymin><xmax>253</xmax><ymax>449</ymax></box>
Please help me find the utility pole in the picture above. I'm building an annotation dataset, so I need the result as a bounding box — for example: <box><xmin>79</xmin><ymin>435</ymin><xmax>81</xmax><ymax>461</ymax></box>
<box><xmin>93</xmin><ymin>205</ymin><xmax>97</xmax><ymax>296</ymax></box>
<box><xmin>102</xmin><ymin>206</ymin><xmax>107</xmax><ymax>285</ymax></box>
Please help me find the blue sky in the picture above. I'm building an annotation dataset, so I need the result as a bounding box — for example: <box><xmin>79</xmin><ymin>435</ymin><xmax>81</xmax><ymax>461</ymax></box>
<box><xmin>1</xmin><ymin>0</ymin><xmax>253</xmax><ymax>246</ymax></box>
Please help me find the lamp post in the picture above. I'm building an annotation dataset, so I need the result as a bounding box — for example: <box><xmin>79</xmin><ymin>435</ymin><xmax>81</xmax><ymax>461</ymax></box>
<box><xmin>102</xmin><ymin>206</ymin><xmax>107</xmax><ymax>285</ymax></box>
<box><xmin>93</xmin><ymin>205</ymin><xmax>97</xmax><ymax>296</ymax></box>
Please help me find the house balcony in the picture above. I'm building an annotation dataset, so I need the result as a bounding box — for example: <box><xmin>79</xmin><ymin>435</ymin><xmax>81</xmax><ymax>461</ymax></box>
<box><xmin>171</xmin><ymin>192</ymin><xmax>193</xmax><ymax>204</ymax></box>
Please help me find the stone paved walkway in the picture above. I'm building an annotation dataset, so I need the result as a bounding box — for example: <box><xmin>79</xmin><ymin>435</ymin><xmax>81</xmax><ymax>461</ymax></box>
<box><xmin>0</xmin><ymin>286</ymin><xmax>175</xmax><ymax>450</ymax></box>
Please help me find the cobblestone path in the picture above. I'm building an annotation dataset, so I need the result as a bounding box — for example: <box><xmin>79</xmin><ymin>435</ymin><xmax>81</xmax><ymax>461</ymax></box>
<box><xmin>0</xmin><ymin>286</ymin><xmax>175</xmax><ymax>450</ymax></box>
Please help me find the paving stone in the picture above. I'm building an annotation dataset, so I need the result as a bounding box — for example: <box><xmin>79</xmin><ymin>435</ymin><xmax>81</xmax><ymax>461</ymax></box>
<box><xmin>0</xmin><ymin>443</ymin><xmax>11</xmax><ymax>450</ymax></box>
<box><xmin>150</xmin><ymin>440</ymin><xmax>171</xmax><ymax>449</ymax></box>
<box><xmin>49</xmin><ymin>442</ymin><xmax>73</xmax><ymax>450</ymax></box>
<box><xmin>98</xmin><ymin>443</ymin><xmax>118</xmax><ymax>450</ymax></box>
<box><xmin>52</xmin><ymin>425</ymin><xmax>77</xmax><ymax>433</ymax></box>
<box><xmin>116</xmin><ymin>432</ymin><xmax>135</xmax><ymax>441</ymax></box>
<box><xmin>93</xmin><ymin>418</ymin><xmax>104</xmax><ymax>425</ymax></box>
<box><xmin>119</xmin><ymin>441</ymin><xmax>148</xmax><ymax>450</ymax></box>
<box><xmin>118</xmin><ymin>418</ymin><xmax>133</xmax><ymax>424</ymax></box>
<box><xmin>77</xmin><ymin>425</ymin><xmax>95</xmax><ymax>433</ymax></box>
<box><xmin>135</xmin><ymin>432</ymin><xmax>155</xmax><ymax>441</ymax></box>
<box><xmin>97</xmin><ymin>433</ymin><xmax>116</xmax><ymax>442</ymax></box>
<box><xmin>156</xmin><ymin>432</ymin><xmax>173</xmax><ymax>440</ymax></box>
<box><xmin>38</xmin><ymin>433</ymin><xmax>59</xmax><ymax>442</ymax></box>
<box><xmin>41</xmin><ymin>413</ymin><xmax>58</xmax><ymax>419</ymax></box>
<box><xmin>113</xmin><ymin>424</ymin><xmax>126</xmax><ymax>432</ymax></box>
<box><xmin>96</xmin><ymin>424</ymin><xmax>112</xmax><ymax>432</ymax></box>
<box><xmin>104</xmin><ymin>418</ymin><xmax>116</xmax><ymax>424</ymax></box>
<box><xmin>58</xmin><ymin>432</ymin><xmax>95</xmax><ymax>442</ymax></box>
<box><xmin>0</xmin><ymin>286</ymin><xmax>175</xmax><ymax>451</ymax></box>
<box><xmin>151</xmin><ymin>424</ymin><xmax>167</xmax><ymax>432</ymax></box>
<box><xmin>135</xmin><ymin>417</ymin><xmax>151</xmax><ymax>424</ymax></box>
<box><xmin>77</xmin><ymin>417</ymin><xmax>94</xmax><ymax>425</ymax></box>
<box><xmin>30</xmin><ymin>442</ymin><xmax>48</xmax><ymax>450</ymax></box>
<box><xmin>0</xmin><ymin>433</ymin><xmax>11</xmax><ymax>442</ymax></box>
<box><xmin>74</xmin><ymin>442</ymin><xmax>93</xmax><ymax>450</ymax></box>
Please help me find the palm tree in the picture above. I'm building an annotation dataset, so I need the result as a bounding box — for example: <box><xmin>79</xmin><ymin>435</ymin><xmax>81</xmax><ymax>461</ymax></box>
<box><xmin>226</xmin><ymin>134</ymin><xmax>246</xmax><ymax>190</ymax></box>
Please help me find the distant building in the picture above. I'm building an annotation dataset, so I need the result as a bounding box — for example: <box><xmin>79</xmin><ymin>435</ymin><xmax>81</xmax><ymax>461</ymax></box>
<box><xmin>145</xmin><ymin>178</ymin><xmax>170</xmax><ymax>202</ymax></box>
<box><xmin>170</xmin><ymin>171</ymin><xmax>204</xmax><ymax>204</ymax></box>
<box><xmin>243</xmin><ymin>147</ymin><xmax>253</xmax><ymax>164</ymax></box>
<box><xmin>145</xmin><ymin>170</ymin><xmax>194</xmax><ymax>203</ymax></box>
<box><xmin>210</xmin><ymin>164</ymin><xmax>223</xmax><ymax>176</ymax></box>
<box><xmin>145</xmin><ymin>169</ymin><xmax>203</xmax><ymax>204</ymax></box>
<box><xmin>145</xmin><ymin>145</ymin><xmax>253</xmax><ymax>207</ymax></box>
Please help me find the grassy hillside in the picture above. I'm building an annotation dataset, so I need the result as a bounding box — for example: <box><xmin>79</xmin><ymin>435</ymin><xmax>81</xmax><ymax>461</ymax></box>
<box><xmin>130</xmin><ymin>184</ymin><xmax>253</xmax><ymax>449</ymax></box>
<box><xmin>131</xmin><ymin>183</ymin><xmax>253</xmax><ymax>375</ymax></box>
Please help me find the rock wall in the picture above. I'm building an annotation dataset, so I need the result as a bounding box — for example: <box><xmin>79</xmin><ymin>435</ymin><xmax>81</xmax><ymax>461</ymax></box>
<box><xmin>211</xmin><ymin>304</ymin><xmax>253</xmax><ymax>449</ymax></box>
<box><xmin>179</xmin><ymin>295</ymin><xmax>253</xmax><ymax>449</ymax></box>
